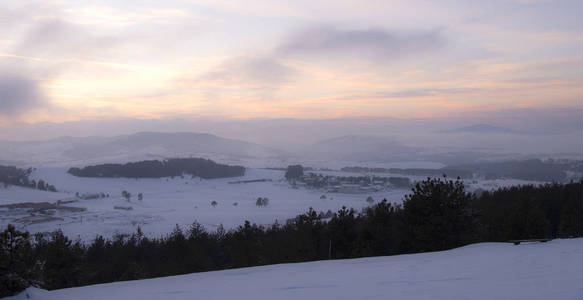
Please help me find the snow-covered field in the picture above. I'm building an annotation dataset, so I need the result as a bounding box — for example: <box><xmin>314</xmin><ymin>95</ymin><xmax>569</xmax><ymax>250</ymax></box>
<box><xmin>0</xmin><ymin>167</ymin><xmax>408</xmax><ymax>240</ymax></box>
<box><xmin>9</xmin><ymin>238</ymin><xmax>583</xmax><ymax>300</ymax></box>
<box><xmin>0</xmin><ymin>164</ymin><xmax>547</xmax><ymax>241</ymax></box>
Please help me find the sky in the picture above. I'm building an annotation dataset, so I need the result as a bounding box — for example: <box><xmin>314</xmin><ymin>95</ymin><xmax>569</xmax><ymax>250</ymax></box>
<box><xmin>0</xmin><ymin>0</ymin><xmax>582</xmax><ymax>135</ymax></box>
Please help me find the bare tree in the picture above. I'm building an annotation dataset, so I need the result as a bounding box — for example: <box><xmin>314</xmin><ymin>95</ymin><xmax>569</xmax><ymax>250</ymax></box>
<box><xmin>256</xmin><ymin>197</ymin><xmax>269</xmax><ymax>207</ymax></box>
<box><xmin>122</xmin><ymin>190</ymin><xmax>131</xmax><ymax>202</ymax></box>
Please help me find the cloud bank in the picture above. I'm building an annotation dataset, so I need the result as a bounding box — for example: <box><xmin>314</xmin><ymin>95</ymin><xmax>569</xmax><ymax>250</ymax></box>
<box><xmin>198</xmin><ymin>56</ymin><xmax>295</xmax><ymax>86</ymax></box>
<box><xmin>276</xmin><ymin>27</ymin><xmax>445</xmax><ymax>62</ymax></box>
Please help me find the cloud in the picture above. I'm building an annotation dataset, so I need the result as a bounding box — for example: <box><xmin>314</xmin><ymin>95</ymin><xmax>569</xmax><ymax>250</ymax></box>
<box><xmin>197</xmin><ymin>56</ymin><xmax>296</xmax><ymax>86</ymax></box>
<box><xmin>334</xmin><ymin>87</ymin><xmax>481</xmax><ymax>101</ymax></box>
<box><xmin>276</xmin><ymin>26</ymin><xmax>445</xmax><ymax>62</ymax></box>
<box><xmin>195</xmin><ymin>26</ymin><xmax>445</xmax><ymax>88</ymax></box>
<box><xmin>15</xmin><ymin>18</ymin><xmax>121</xmax><ymax>60</ymax></box>
<box><xmin>0</xmin><ymin>74</ymin><xmax>46</xmax><ymax>116</ymax></box>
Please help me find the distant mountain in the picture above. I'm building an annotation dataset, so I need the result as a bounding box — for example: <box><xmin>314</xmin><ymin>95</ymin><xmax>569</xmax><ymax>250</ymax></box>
<box><xmin>443</xmin><ymin>124</ymin><xmax>517</xmax><ymax>134</ymax></box>
<box><xmin>303</xmin><ymin>135</ymin><xmax>419</xmax><ymax>161</ymax></box>
<box><xmin>0</xmin><ymin>132</ymin><xmax>286</xmax><ymax>167</ymax></box>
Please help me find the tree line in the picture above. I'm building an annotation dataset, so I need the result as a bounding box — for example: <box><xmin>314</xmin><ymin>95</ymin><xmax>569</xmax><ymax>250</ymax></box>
<box><xmin>0</xmin><ymin>165</ymin><xmax>57</xmax><ymax>192</ymax></box>
<box><xmin>342</xmin><ymin>158</ymin><xmax>575</xmax><ymax>182</ymax></box>
<box><xmin>2</xmin><ymin>177</ymin><xmax>583</xmax><ymax>297</ymax></box>
<box><xmin>67</xmin><ymin>158</ymin><xmax>245</xmax><ymax>179</ymax></box>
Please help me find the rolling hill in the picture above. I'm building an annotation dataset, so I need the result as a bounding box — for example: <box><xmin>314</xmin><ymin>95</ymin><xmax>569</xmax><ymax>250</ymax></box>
<box><xmin>0</xmin><ymin>132</ymin><xmax>286</xmax><ymax>167</ymax></box>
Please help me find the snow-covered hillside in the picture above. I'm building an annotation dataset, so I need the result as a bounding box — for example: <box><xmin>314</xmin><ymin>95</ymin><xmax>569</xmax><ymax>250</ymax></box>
<box><xmin>9</xmin><ymin>239</ymin><xmax>583</xmax><ymax>300</ymax></box>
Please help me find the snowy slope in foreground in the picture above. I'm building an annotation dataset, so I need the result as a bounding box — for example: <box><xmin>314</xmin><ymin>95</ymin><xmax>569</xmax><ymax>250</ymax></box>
<box><xmin>10</xmin><ymin>239</ymin><xmax>583</xmax><ymax>300</ymax></box>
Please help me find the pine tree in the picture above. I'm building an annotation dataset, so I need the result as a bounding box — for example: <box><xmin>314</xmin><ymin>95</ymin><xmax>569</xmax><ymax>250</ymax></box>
<box><xmin>0</xmin><ymin>225</ymin><xmax>35</xmax><ymax>297</ymax></box>
<box><xmin>402</xmin><ymin>176</ymin><xmax>474</xmax><ymax>252</ymax></box>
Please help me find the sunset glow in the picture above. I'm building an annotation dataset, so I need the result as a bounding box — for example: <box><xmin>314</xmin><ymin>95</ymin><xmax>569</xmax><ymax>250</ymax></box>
<box><xmin>1</xmin><ymin>0</ymin><xmax>582</xmax><ymax>124</ymax></box>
